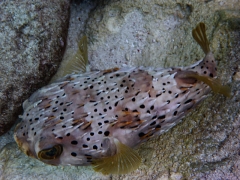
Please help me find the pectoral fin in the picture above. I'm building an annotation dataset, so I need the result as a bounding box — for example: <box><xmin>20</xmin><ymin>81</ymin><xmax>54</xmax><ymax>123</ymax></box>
<box><xmin>92</xmin><ymin>139</ymin><xmax>141</xmax><ymax>175</ymax></box>
<box><xmin>193</xmin><ymin>74</ymin><xmax>231</xmax><ymax>97</ymax></box>
<box><xmin>176</xmin><ymin>71</ymin><xmax>231</xmax><ymax>97</ymax></box>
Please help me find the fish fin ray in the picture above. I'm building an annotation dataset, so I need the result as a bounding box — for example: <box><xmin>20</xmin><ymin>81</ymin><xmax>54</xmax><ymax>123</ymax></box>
<box><xmin>62</xmin><ymin>36</ymin><xmax>88</xmax><ymax>76</ymax></box>
<box><xmin>192</xmin><ymin>22</ymin><xmax>210</xmax><ymax>54</ymax></box>
<box><xmin>188</xmin><ymin>73</ymin><xmax>231</xmax><ymax>97</ymax></box>
<box><xmin>92</xmin><ymin>139</ymin><xmax>141</xmax><ymax>175</ymax></box>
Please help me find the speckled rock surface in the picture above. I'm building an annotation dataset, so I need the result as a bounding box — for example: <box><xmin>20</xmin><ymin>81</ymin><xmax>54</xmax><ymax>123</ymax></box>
<box><xmin>0</xmin><ymin>0</ymin><xmax>240</xmax><ymax>179</ymax></box>
<box><xmin>0</xmin><ymin>0</ymin><xmax>70</xmax><ymax>135</ymax></box>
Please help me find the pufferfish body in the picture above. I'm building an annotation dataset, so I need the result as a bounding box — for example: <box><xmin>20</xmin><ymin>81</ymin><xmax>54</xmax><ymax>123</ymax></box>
<box><xmin>14</xmin><ymin>23</ymin><xmax>230</xmax><ymax>175</ymax></box>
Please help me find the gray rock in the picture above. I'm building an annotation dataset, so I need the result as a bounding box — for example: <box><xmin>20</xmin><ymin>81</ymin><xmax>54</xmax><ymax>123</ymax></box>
<box><xmin>0</xmin><ymin>0</ymin><xmax>240</xmax><ymax>179</ymax></box>
<box><xmin>0</xmin><ymin>0</ymin><xmax>70</xmax><ymax>135</ymax></box>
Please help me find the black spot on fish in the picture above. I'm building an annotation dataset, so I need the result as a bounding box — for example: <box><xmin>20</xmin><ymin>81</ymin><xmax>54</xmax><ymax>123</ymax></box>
<box><xmin>71</xmin><ymin>141</ymin><xmax>78</xmax><ymax>145</ymax></box>
<box><xmin>90</xmin><ymin>132</ymin><xmax>94</xmax><ymax>136</ymax></box>
<box><xmin>152</xmin><ymin>115</ymin><xmax>157</xmax><ymax>120</ymax></box>
<box><xmin>209</xmin><ymin>73</ymin><xmax>213</xmax><ymax>77</ymax></box>
<box><xmin>83</xmin><ymin>144</ymin><xmax>88</xmax><ymax>148</ymax></box>
<box><xmin>184</xmin><ymin>99</ymin><xmax>192</xmax><ymax>104</ymax></box>
<box><xmin>135</xmin><ymin>91</ymin><xmax>140</xmax><ymax>96</ymax></box>
<box><xmin>93</xmin><ymin>145</ymin><xmax>98</xmax><ymax>150</ymax></box>
<box><xmin>156</xmin><ymin>124</ymin><xmax>161</xmax><ymax>128</ymax></box>
<box><xmin>174</xmin><ymin>111</ymin><xmax>178</xmax><ymax>116</ymax></box>
<box><xmin>71</xmin><ymin>152</ymin><xmax>77</xmax><ymax>157</ymax></box>
<box><xmin>104</xmin><ymin>131</ymin><xmax>110</xmax><ymax>136</ymax></box>
<box><xmin>158</xmin><ymin>115</ymin><xmax>165</xmax><ymax>119</ymax></box>
<box><xmin>138</xmin><ymin>132</ymin><xmax>145</xmax><ymax>137</ymax></box>
<box><xmin>150</xmin><ymin>121</ymin><xmax>156</xmax><ymax>126</ymax></box>
<box><xmin>140</xmin><ymin>104</ymin><xmax>145</xmax><ymax>109</ymax></box>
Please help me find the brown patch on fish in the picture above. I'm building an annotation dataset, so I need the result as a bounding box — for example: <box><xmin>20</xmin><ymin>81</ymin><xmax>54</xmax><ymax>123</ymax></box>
<box><xmin>80</xmin><ymin>121</ymin><xmax>92</xmax><ymax>130</ymax></box>
<box><xmin>174</xmin><ymin>70</ymin><xmax>198</xmax><ymax>89</ymax></box>
<box><xmin>103</xmin><ymin>67</ymin><xmax>120</xmax><ymax>75</ymax></box>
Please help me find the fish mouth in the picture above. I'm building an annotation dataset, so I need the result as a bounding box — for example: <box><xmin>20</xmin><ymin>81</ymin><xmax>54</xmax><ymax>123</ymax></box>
<box><xmin>14</xmin><ymin>123</ymin><xmax>35</xmax><ymax>158</ymax></box>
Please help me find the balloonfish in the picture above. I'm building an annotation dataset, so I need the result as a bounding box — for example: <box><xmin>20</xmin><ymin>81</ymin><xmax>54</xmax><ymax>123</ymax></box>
<box><xmin>14</xmin><ymin>23</ymin><xmax>230</xmax><ymax>175</ymax></box>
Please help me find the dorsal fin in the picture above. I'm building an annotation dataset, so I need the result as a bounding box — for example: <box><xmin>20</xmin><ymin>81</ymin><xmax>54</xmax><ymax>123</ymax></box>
<box><xmin>92</xmin><ymin>139</ymin><xmax>141</xmax><ymax>175</ymax></box>
<box><xmin>192</xmin><ymin>22</ymin><xmax>210</xmax><ymax>54</ymax></box>
<box><xmin>61</xmin><ymin>35</ymin><xmax>88</xmax><ymax>76</ymax></box>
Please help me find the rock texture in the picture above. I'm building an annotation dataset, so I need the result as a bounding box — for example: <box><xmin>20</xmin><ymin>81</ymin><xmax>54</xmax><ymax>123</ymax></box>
<box><xmin>0</xmin><ymin>0</ymin><xmax>70</xmax><ymax>135</ymax></box>
<box><xmin>0</xmin><ymin>0</ymin><xmax>240</xmax><ymax>179</ymax></box>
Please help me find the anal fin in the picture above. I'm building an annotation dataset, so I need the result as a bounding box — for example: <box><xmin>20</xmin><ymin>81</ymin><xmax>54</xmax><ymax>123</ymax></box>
<box><xmin>92</xmin><ymin>139</ymin><xmax>141</xmax><ymax>175</ymax></box>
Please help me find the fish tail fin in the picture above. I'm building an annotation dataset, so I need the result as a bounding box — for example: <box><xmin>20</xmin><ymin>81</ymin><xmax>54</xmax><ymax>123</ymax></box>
<box><xmin>92</xmin><ymin>139</ymin><xmax>141</xmax><ymax>175</ymax></box>
<box><xmin>192</xmin><ymin>22</ymin><xmax>210</xmax><ymax>54</ymax></box>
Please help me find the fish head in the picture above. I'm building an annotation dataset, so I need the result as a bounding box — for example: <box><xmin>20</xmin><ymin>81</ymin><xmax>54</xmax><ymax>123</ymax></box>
<box><xmin>14</xmin><ymin>121</ymin><xmax>63</xmax><ymax>165</ymax></box>
<box><xmin>14</xmin><ymin>113</ymin><xmax>119</xmax><ymax>166</ymax></box>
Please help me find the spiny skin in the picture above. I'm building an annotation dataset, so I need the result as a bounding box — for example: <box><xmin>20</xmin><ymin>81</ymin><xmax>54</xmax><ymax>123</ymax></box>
<box><xmin>14</xmin><ymin>51</ymin><xmax>217</xmax><ymax>166</ymax></box>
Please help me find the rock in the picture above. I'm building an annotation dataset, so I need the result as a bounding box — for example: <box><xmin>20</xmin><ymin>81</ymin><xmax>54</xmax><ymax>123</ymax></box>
<box><xmin>0</xmin><ymin>0</ymin><xmax>70</xmax><ymax>135</ymax></box>
<box><xmin>0</xmin><ymin>0</ymin><xmax>240</xmax><ymax>179</ymax></box>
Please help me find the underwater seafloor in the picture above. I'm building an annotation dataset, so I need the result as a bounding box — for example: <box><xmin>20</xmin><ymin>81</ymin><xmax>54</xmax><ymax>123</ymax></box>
<box><xmin>0</xmin><ymin>0</ymin><xmax>240</xmax><ymax>179</ymax></box>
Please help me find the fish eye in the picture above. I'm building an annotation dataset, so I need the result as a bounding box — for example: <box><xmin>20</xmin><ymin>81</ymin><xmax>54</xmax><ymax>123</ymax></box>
<box><xmin>38</xmin><ymin>145</ymin><xmax>63</xmax><ymax>160</ymax></box>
